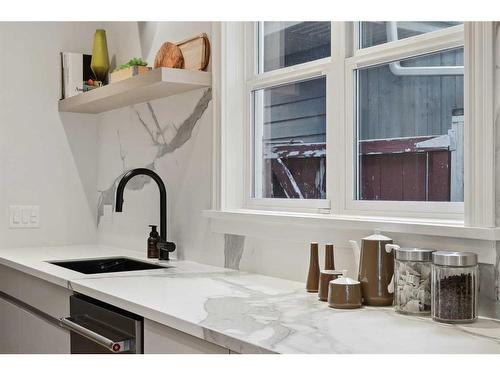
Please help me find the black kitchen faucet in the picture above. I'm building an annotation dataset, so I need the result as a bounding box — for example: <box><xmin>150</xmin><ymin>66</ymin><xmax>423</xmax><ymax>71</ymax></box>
<box><xmin>115</xmin><ymin>168</ymin><xmax>176</xmax><ymax>260</ymax></box>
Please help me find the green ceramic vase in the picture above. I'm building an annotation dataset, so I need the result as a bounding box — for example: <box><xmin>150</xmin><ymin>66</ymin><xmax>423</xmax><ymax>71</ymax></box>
<box><xmin>91</xmin><ymin>29</ymin><xmax>110</xmax><ymax>83</ymax></box>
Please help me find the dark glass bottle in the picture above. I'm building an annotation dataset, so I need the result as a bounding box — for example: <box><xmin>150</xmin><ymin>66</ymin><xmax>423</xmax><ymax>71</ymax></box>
<box><xmin>147</xmin><ymin>225</ymin><xmax>160</xmax><ymax>258</ymax></box>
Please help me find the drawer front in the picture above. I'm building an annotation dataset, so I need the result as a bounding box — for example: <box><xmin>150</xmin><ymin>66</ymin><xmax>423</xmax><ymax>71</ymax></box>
<box><xmin>16</xmin><ymin>300</ymin><xmax>70</xmax><ymax>353</ymax></box>
<box><xmin>0</xmin><ymin>264</ymin><xmax>72</xmax><ymax>318</ymax></box>
<box><xmin>0</xmin><ymin>294</ymin><xmax>70</xmax><ymax>353</ymax></box>
<box><xmin>144</xmin><ymin>319</ymin><xmax>229</xmax><ymax>354</ymax></box>
<box><xmin>0</xmin><ymin>297</ymin><xmax>21</xmax><ymax>353</ymax></box>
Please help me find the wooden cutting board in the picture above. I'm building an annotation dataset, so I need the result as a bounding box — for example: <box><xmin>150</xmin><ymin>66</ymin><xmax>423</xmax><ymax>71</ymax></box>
<box><xmin>176</xmin><ymin>33</ymin><xmax>210</xmax><ymax>71</ymax></box>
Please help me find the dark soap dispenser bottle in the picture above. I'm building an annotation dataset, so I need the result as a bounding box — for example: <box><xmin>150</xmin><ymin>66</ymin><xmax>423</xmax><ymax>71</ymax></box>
<box><xmin>147</xmin><ymin>225</ymin><xmax>160</xmax><ymax>258</ymax></box>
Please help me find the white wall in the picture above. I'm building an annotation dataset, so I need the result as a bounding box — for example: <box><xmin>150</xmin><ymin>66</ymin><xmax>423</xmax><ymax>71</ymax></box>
<box><xmin>0</xmin><ymin>22</ymin><xmax>109</xmax><ymax>248</ymax></box>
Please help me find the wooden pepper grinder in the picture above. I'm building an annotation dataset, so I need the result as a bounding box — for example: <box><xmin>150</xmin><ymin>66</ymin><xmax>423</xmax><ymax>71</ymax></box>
<box><xmin>306</xmin><ymin>242</ymin><xmax>320</xmax><ymax>292</ymax></box>
<box><xmin>325</xmin><ymin>243</ymin><xmax>335</xmax><ymax>270</ymax></box>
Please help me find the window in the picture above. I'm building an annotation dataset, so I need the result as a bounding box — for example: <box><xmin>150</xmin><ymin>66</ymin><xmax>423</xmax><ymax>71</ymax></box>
<box><xmin>260</xmin><ymin>22</ymin><xmax>331</xmax><ymax>72</ymax></box>
<box><xmin>356</xmin><ymin>48</ymin><xmax>464</xmax><ymax>202</ymax></box>
<box><xmin>249</xmin><ymin>22</ymin><xmax>331</xmax><ymax>207</ymax></box>
<box><xmin>223</xmin><ymin>21</ymin><xmax>471</xmax><ymax>219</ymax></box>
<box><xmin>253</xmin><ymin>77</ymin><xmax>327</xmax><ymax>199</ymax></box>
<box><xmin>347</xmin><ymin>21</ymin><xmax>465</xmax><ymax>217</ymax></box>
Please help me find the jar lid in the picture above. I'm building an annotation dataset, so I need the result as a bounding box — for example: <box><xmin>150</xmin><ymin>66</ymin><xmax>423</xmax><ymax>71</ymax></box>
<box><xmin>363</xmin><ymin>230</ymin><xmax>392</xmax><ymax>242</ymax></box>
<box><xmin>432</xmin><ymin>251</ymin><xmax>478</xmax><ymax>267</ymax></box>
<box><xmin>395</xmin><ymin>248</ymin><xmax>434</xmax><ymax>262</ymax></box>
<box><xmin>330</xmin><ymin>276</ymin><xmax>360</xmax><ymax>285</ymax></box>
<box><xmin>320</xmin><ymin>269</ymin><xmax>343</xmax><ymax>275</ymax></box>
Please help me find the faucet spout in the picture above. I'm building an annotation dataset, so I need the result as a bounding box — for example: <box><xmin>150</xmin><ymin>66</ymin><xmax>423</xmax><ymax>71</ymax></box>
<box><xmin>115</xmin><ymin>168</ymin><xmax>176</xmax><ymax>259</ymax></box>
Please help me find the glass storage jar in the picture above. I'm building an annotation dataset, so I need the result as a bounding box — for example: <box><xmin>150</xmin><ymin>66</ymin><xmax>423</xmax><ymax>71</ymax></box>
<box><xmin>393</xmin><ymin>247</ymin><xmax>434</xmax><ymax>315</ymax></box>
<box><xmin>431</xmin><ymin>251</ymin><xmax>478</xmax><ymax>323</ymax></box>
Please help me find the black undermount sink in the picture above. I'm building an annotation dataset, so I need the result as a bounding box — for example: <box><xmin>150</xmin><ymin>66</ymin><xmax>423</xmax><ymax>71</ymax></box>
<box><xmin>48</xmin><ymin>257</ymin><xmax>169</xmax><ymax>274</ymax></box>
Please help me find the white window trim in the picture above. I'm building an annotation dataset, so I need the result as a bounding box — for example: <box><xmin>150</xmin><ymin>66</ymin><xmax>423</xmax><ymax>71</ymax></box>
<box><xmin>464</xmin><ymin>22</ymin><xmax>496</xmax><ymax>228</ymax></box>
<box><xmin>212</xmin><ymin>21</ymin><xmax>497</xmax><ymax>231</ymax></box>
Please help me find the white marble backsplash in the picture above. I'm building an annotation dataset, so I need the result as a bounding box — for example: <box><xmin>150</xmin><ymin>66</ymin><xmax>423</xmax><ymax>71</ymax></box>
<box><xmin>224</xmin><ymin>234</ymin><xmax>245</xmax><ymax>270</ymax></box>
<box><xmin>96</xmin><ymin>87</ymin><xmax>219</xmax><ymax>263</ymax></box>
<box><xmin>96</xmin><ymin>88</ymin><xmax>212</xmax><ymax>227</ymax></box>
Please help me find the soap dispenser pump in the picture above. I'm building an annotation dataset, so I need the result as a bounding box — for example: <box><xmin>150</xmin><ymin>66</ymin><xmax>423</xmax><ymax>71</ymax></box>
<box><xmin>147</xmin><ymin>225</ymin><xmax>160</xmax><ymax>258</ymax></box>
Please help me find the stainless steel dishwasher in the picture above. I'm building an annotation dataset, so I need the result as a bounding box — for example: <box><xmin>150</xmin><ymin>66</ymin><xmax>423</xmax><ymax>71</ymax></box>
<box><xmin>60</xmin><ymin>294</ymin><xmax>143</xmax><ymax>354</ymax></box>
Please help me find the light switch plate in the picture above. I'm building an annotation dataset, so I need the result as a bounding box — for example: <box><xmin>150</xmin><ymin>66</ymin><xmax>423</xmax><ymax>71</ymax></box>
<box><xmin>9</xmin><ymin>205</ymin><xmax>40</xmax><ymax>228</ymax></box>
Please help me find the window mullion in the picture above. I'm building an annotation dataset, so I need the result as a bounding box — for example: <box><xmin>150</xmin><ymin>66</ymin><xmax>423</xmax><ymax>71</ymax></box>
<box><xmin>243</xmin><ymin>22</ymin><xmax>257</xmax><ymax>208</ymax></box>
<box><xmin>328</xmin><ymin>22</ymin><xmax>350</xmax><ymax>215</ymax></box>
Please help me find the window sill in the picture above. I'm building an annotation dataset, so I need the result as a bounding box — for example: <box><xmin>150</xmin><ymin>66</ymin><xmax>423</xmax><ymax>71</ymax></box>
<box><xmin>203</xmin><ymin>209</ymin><xmax>500</xmax><ymax>242</ymax></box>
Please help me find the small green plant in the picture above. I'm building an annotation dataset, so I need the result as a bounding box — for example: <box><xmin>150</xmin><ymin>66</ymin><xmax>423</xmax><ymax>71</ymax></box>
<box><xmin>113</xmin><ymin>57</ymin><xmax>148</xmax><ymax>72</ymax></box>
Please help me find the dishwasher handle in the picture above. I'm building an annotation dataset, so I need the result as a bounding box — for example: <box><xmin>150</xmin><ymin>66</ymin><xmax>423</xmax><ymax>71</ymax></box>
<box><xmin>59</xmin><ymin>317</ymin><xmax>133</xmax><ymax>353</ymax></box>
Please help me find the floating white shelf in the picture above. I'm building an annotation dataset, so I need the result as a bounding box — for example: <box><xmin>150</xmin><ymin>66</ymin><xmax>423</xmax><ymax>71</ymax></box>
<box><xmin>58</xmin><ymin>67</ymin><xmax>212</xmax><ymax>114</ymax></box>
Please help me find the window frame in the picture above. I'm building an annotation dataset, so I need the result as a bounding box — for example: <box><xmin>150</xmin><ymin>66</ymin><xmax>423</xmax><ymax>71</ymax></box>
<box><xmin>244</xmin><ymin>22</ymin><xmax>332</xmax><ymax>212</ymax></box>
<box><xmin>215</xmin><ymin>21</ymin><xmax>496</xmax><ymax>227</ymax></box>
<box><xmin>343</xmin><ymin>23</ymin><xmax>465</xmax><ymax>220</ymax></box>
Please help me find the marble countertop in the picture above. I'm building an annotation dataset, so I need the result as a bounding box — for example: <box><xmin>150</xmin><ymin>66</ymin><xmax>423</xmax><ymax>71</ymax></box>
<box><xmin>1</xmin><ymin>244</ymin><xmax>500</xmax><ymax>354</ymax></box>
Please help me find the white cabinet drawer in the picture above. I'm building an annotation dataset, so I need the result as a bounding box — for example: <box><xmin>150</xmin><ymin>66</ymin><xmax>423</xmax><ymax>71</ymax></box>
<box><xmin>144</xmin><ymin>319</ymin><xmax>229</xmax><ymax>354</ymax></box>
<box><xmin>0</xmin><ymin>294</ymin><xmax>70</xmax><ymax>353</ymax></box>
<box><xmin>0</xmin><ymin>264</ymin><xmax>72</xmax><ymax>318</ymax></box>
<box><xmin>0</xmin><ymin>264</ymin><xmax>71</xmax><ymax>353</ymax></box>
<box><xmin>0</xmin><ymin>297</ymin><xmax>21</xmax><ymax>353</ymax></box>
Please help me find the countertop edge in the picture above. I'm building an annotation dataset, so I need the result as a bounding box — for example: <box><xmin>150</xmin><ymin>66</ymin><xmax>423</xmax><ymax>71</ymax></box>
<box><xmin>0</xmin><ymin>257</ymin><xmax>70</xmax><ymax>288</ymax></box>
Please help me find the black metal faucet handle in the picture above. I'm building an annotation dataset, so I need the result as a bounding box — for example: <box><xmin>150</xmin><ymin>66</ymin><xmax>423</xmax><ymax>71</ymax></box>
<box><xmin>157</xmin><ymin>241</ymin><xmax>176</xmax><ymax>261</ymax></box>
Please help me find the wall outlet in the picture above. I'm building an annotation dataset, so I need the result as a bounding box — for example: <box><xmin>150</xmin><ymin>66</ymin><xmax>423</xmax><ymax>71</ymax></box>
<box><xmin>9</xmin><ymin>205</ymin><xmax>40</xmax><ymax>228</ymax></box>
